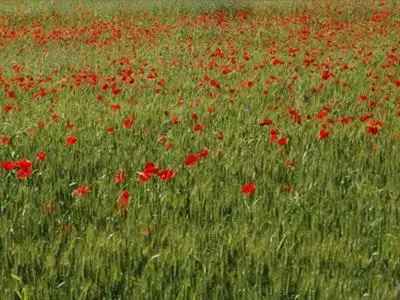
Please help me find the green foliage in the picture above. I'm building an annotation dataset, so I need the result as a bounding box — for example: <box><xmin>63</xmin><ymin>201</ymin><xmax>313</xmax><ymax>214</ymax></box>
<box><xmin>1</xmin><ymin>1</ymin><xmax>400</xmax><ymax>299</ymax></box>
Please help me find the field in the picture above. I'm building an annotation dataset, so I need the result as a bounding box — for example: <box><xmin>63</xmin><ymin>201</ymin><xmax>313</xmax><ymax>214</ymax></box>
<box><xmin>1</xmin><ymin>0</ymin><xmax>400</xmax><ymax>299</ymax></box>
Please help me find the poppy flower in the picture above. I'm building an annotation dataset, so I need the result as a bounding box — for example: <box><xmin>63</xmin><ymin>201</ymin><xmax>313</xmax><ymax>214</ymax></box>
<box><xmin>269</xmin><ymin>128</ymin><xmax>278</xmax><ymax>143</ymax></box>
<box><xmin>111</xmin><ymin>103</ymin><xmax>121</xmax><ymax>111</ymax></box>
<box><xmin>0</xmin><ymin>135</ymin><xmax>11</xmax><ymax>146</ymax></box>
<box><xmin>259</xmin><ymin>119</ymin><xmax>273</xmax><ymax>126</ymax></box>
<box><xmin>157</xmin><ymin>169</ymin><xmax>176</xmax><ymax>181</ymax></box>
<box><xmin>15</xmin><ymin>159</ymin><xmax>32</xmax><ymax>169</ymax></box>
<box><xmin>114</xmin><ymin>169</ymin><xmax>126</xmax><ymax>184</ymax></box>
<box><xmin>16</xmin><ymin>167</ymin><xmax>32</xmax><ymax>180</ymax></box>
<box><xmin>277</xmin><ymin>137</ymin><xmax>288</xmax><ymax>146</ymax></box>
<box><xmin>209</xmin><ymin>79</ymin><xmax>221</xmax><ymax>89</ymax></box>
<box><xmin>184</xmin><ymin>153</ymin><xmax>200</xmax><ymax>167</ymax></box>
<box><xmin>1</xmin><ymin>161</ymin><xmax>16</xmax><ymax>171</ymax></box>
<box><xmin>321</xmin><ymin>70</ymin><xmax>334</xmax><ymax>80</ymax></box>
<box><xmin>72</xmin><ymin>185</ymin><xmax>91</xmax><ymax>198</ymax></box>
<box><xmin>193</xmin><ymin>123</ymin><xmax>205</xmax><ymax>133</ymax></box>
<box><xmin>318</xmin><ymin>129</ymin><xmax>330</xmax><ymax>140</ymax></box>
<box><xmin>241</xmin><ymin>182</ymin><xmax>256</xmax><ymax>197</ymax></box>
<box><xmin>66</xmin><ymin>135</ymin><xmax>78</xmax><ymax>146</ymax></box>
<box><xmin>137</xmin><ymin>171</ymin><xmax>152</xmax><ymax>183</ymax></box>
<box><xmin>143</xmin><ymin>162</ymin><xmax>158</xmax><ymax>175</ymax></box>
<box><xmin>197</xmin><ymin>148</ymin><xmax>209</xmax><ymax>158</ymax></box>
<box><xmin>122</xmin><ymin>116</ymin><xmax>135</xmax><ymax>129</ymax></box>
<box><xmin>137</xmin><ymin>162</ymin><xmax>159</xmax><ymax>183</ymax></box>
<box><xmin>117</xmin><ymin>190</ymin><xmax>130</xmax><ymax>211</ymax></box>
<box><xmin>366</xmin><ymin>120</ymin><xmax>383</xmax><ymax>135</ymax></box>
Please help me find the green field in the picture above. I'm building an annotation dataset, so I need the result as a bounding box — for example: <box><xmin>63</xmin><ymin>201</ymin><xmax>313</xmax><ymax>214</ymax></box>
<box><xmin>1</xmin><ymin>1</ymin><xmax>400</xmax><ymax>299</ymax></box>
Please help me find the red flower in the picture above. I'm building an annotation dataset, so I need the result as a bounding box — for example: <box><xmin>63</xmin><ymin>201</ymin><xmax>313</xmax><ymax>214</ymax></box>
<box><xmin>122</xmin><ymin>116</ymin><xmax>135</xmax><ymax>129</ymax></box>
<box><xmin>366</xmin><ymin>120</ymin><xmax>383</xmax><ymax>135</ymax></box>
<box><xmin>15</xmin><ymin>159</ymin><xmax>32</xmax><ymax>169</ymax></box>
<box><xmin>198</xmin><ymin>148</ymin><xmax>209</xmax><ymax>158</ymax></box>
<box><xmin>111</xmin><ymin>103</ymin><xmax>121</xmax><ymax>111</ymax></box>
<box><xmin>185</xmin><ymin>153</ymin><xmax>200</xmax><ymax>167</ymax></box>
<box><xmin>277</xmin><ymin>137</ymin><xmax>288</xmax><ymax>146</ymax></box>
<box><xmin>66</xmin><ymin>135</ymin><xmax>78</xmax><ymax>146</ymax></box>
<box><xmin>137</xmin><ymin>171</ymin><xmax>152</xmax><ymax>183</ymax></box>
<box><xmin>318</xmin><ymin>129</ymin><xmax>330</xmax><ymax>140</ymax></box>
<box><xmin>321</xmin><ymin>70</ymin><xmax>334</xmax><ymax>80</ymax></box>
<box><xmin>259</xmin><ymin>119</ymin><xmax>273</xmax><ymax>126</ymax></box>
<box><xmin>269</xmin><ymin>128</ymin><xmax>278</xmax><ymax>143</ymax></box>
<box><xmin>117</xmin><ymin>190</ymin><xmax>130</xmax><ymax>211</ymax></box>
<box><xmin>193</xmin><ymin>123</ymin><xmax>205</xmax><ymax>133</ymax></box>
<box><xmin>143</xmin><ymin>162</ymin><xmax>158</xmax><ymax>175</ymax></box>
<box><xmin>36</xmin><ymin>151</ymin><xmax>47</xmax><ymax>161</ymax></box>
<box><xmin>157</xmin><ymin>169</ymin><xmax>176</xmax><ymax>181</ymax></box>
<box><xmin>241</xmin><ymin>183</ymin><xmax>256</xmax><ymax>197</ymax></box>
<box><xmin>0</xmin><ymin>135</ymin><xmax>12</xmax><ymax>146</ymax></box>
<box><xmin>137</xmin><ymin>162</ymin><xmax>158</xmax><ymax>183</ymax></box>
<box><xmin>114</xmin><ymin>169</ymin><xmax>126</xmax><ymax>184</ymax></box>
<box><xmin>106</xmin><ymin>127</ymin><xmax>115</xmax><ymax>134</ymax></box>
<box><xmin>16</xmin><ymin>167</ymin><xmax>32</xmax><ymax>180</ymax></box>
<box><xmin>72</xmin><ymin>185</ymin><xmax>91</xmax><ymax>198</ymax></box>
<box><xmin>1</xmin><ymin>161</ymin><xmax>16</xmax><ymax>171</ymax></box>
<box><xmin>210</xmin><ymin>79</ymin><xmax>221</xmax><ymax>89</ymax></box>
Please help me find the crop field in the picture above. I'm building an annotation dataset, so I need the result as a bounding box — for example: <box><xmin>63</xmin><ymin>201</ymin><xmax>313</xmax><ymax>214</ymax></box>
<box><xmin>1</xmin><ymin>0</ymin><xmax>400</xmax><ymax>299</ymax></box>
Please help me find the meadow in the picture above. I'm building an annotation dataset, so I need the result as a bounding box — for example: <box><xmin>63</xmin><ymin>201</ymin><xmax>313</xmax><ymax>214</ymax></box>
<box><xmin>1</xmin><ymin>0</ymin><xmax>400</xmax><ymax>299</ymax></box>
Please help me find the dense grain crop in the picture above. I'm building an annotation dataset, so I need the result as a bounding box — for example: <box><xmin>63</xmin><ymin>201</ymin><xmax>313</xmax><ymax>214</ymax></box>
<box><xmin>1</xmin><ymin>1</ymin><xmax>400</xmax><ymax>299</ymax></box>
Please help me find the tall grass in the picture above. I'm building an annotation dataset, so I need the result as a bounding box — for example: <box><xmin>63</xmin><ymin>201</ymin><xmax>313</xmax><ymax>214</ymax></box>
<box><xmin>1</xmin><ymin>0</ymin><xmax>400</xmax><ymax>299</ymax></box>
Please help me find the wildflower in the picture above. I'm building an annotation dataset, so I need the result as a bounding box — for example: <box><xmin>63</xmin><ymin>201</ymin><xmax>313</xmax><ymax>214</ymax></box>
<box><xmin>114</xmin><ymin>169</ymin><xmax>126</xmax><ymax>184</ymax></box>
<box><xmin>185</xmin><ymin>154</ymin><xmax>200</xmax><ymax>167</ymax></box>
<box><xmin>72</xmin><ymin>185</ymin><xmax>91</xmax><ymax>198</ymax></box>
<box><xmin>318</xmin><ymin>129</ymin><xmax>330</xmax><ymax>140</ymax></box>
<box><xmin>66</xmin><ymin>135</ymin><xmax>78</xmax><ymax>146</ymax></box>
<box><xmin>277</xmin><ymin>137</ymin><xmax>288</xmax><ymax>146</ymax></box>
<box><xmin>157</xmin><ymin>169</ymin><xmax>176</xmax><ymax>181</ymax></box>
<box><xmin>15</xmin><ymin>159</ymin><xmax>32</xmax><ymax>169</ymax></box>
<box><xmin>241</xmin><ymin>182</ymin><xmax>256</xmax><ymax>197</ymax></box>
<box><xmin>122</xmin><ymin>116</ymin><xmax>135</xmax><ymax>129</ymax></box>
<box><xmin>16</xmin><ymin>167</ymin><xmax>32</xmax><ymax>180</ymax></box>
<box><xmin>117</xmin><ymin>190</ymin><xmax>130</xmax><ymax>211</ymax></box>
<box><xmin>1</xmin><ymin>161</ymin><xmax>16</xmax><ymax>171</ymax></box>
<box><xmin>36</xmin><ymin>151</ymin><xmax>47</xmax><ymax>161</ymax></box>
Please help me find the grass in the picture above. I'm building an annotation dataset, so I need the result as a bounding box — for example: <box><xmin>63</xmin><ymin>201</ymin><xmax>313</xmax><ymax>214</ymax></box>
<box><xmin>1</xmin><ymin>0</ymin><xmax>400</xmax><ymax>299</ymax></box>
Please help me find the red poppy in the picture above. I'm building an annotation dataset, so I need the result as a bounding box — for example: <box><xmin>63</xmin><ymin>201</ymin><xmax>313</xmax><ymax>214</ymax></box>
<box><xmin>185</xmin><ymin>153</ymin><xmax>200</xmax><ymax>167</ymax></box>
<box><xmin>241</xmin><ymin>183</ymin><xmax>256</xmax><ymax>197</ymax></box>
<box><xmin>366</xmin><ymin>120</ymin><xmax>383</xmax><ymax>135</ymax></box>
<box><xmin>277</xmin><ymin>137</ymin><xmax>288</xmax><ymax>146</ymax></box>
<box><xmin>15</xmin><ymin>159</ymin><xmax>32</xmax><ymax>169</ymax></box>
<box><xmin>137</xmin><ymin>171</ymin><xmax>152</xmax><ymax>183</ymax></box>
<box><xmin>117</xmin><ymin>190</ymin><xmax>130</xmax><ymax>211</ymax></box>
<box><xmin>122</xmin><ymin>116</ymin><xmax>135</xmax><ymax>129</ymax></box>
<box><xmin>111</xmin><ymin>103</ymin><xmax>121</xmax><ymax>111</ymax></box>
<box><xmin>321</xmin><ymin>70</ymin><xmax>334</xmax><ymax>80</ymax></box>
<box><xmin>1</xmin><ymin>161</ymin><xmax>16</xmax><ymax>171</ymax></box>
<box><xmin>318</xmin><ymin>129</ymin><xmax>330</xmax><ymax>140</ymax></box>
<box><xmin>114</xmin><ymin>169</ymin><xmax>126</xmax><ymax>184</ymax></box>
<box><xmin>269</xmin><ymin>128</ymin><xmax>278</xmax><ymax>143</ymax></box>
<box><xmin>210</xmin><ymin>79</ymin><xmax>221</xmax><ymax>89</ymax></box>
<box><xmin>259</xmin><ymin>119</ymin><xmax>273</xmax><ymax>126</ymax></box>
<box><xmin>193</xmin><ymin>123</ymin><xmax>205</xmax><ymax>133</ymax></box>
<box><xmin>198</xmin><ymin>148</ymin><xmax>209</xmax><ymax>158</ymax></box>
<box><xmin>143</xmin><ymin>162</ymin><xmax>158</xmax><ymax>175</ymax></box>
<box><xmin>66</xmin><ymin>135</ymin><xmax>78</xmax><ymax>145</ymax></box>
<box><xmin>157</xmin><ymin>169</ymin><xmax>176</xmax><ymax>181</ymax></box>
<box><xmin>0</xmin><ymin>135</ymin><xmax>11</xmax><ymax>146</ymax></box>
<box><xmin>72</xmin><ymin>185</ymin><xmax>91</xmax><ymax>198</ymax></box>
<box><xmin>137</xmin><ymin>162</ymin><xmax>159</xmax><ymax>183</ymax></box>
<box><xmin>16</xmin><ymin>167</ymin><xmax>32</xmax><ymax>180</ymax></box>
